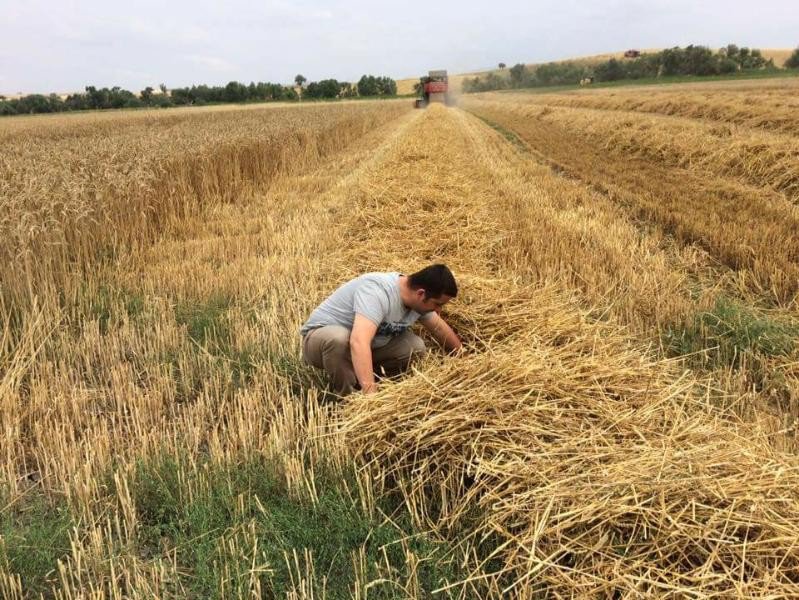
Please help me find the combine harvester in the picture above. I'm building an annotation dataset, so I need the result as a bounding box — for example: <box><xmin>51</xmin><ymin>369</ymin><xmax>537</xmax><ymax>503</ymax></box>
<box><xmin>415</xmin><ymin>70</ymin><xmax>453</xmax><ymax>108</ymax></box>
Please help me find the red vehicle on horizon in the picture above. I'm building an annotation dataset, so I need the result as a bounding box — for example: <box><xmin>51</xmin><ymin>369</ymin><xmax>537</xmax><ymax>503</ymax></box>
<box><xmin>415</xmin><ymin>70</ymin><xmax>450</xmax><ymax>108</ymax></box>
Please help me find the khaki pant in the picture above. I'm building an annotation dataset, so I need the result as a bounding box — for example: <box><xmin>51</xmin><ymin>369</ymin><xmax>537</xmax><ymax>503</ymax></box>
<box><xmin>302</xmin><ymin>326</ymin><xmax>426</xmax><ymax>395</ymax></box>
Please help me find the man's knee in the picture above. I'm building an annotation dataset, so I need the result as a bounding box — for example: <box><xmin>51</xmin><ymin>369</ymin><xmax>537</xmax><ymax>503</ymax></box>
<box><xmin>408</xmin><ymin>334</ymin><xmax>427</xmax><ymax>357</ymax></box>
<box><xmin>390</xmin><ymin>333</ymin><xmax>426</xmax><ymax>364</ymax></box>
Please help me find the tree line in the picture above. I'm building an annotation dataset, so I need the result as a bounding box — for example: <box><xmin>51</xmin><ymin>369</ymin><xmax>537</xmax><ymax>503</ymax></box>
<box><xmin>464</xmin><ymin>45</ymin><xmax>799</xmax><ymax>93</ymax></box>
<box><xmin>301</xmin><ymin>75</ymin><xmax>397</xmax><ymax>100</ymax></box>
<box><xmin>0</xmin><ymin>74</ymin><xmax>398</xmax><ymax>116</ymax></box>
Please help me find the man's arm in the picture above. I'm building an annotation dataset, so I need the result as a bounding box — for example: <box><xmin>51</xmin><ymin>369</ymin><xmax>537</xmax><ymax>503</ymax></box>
<box><xmin>420</xmin><ymin>312</ymin><xmax>462</xmax><ymax>353</ymax></box>
<box><xmin>350</xmin><ymin>314</ymin><xmax>379</xmax><ymax>393</ymax></box>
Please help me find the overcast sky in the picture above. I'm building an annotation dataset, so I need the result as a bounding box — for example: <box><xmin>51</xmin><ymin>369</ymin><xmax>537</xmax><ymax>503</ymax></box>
<box><xmin>1</xmin><ymin>0</ymin><xmax>797</xmax><ymax>94</ymax></box>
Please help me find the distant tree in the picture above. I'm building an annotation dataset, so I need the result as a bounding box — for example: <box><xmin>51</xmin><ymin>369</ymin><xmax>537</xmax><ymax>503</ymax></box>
<box><xmin>786</xmin><ymin>47</ymin><xmax>799</xmax><ymax>69</ymax></box>
<box><xmin>110</xmin><ymin>86</ymin><xmax>124</xmax><ymax>108</ymax></box>
<box><xmin>509</xmin><ymin>63</ymin><xmax>526</xmax><ymax>86</ymax></box>
<box><xmin>2</xmin><ymin>92</ymin><xmax>68</xmax><ymax>114</ymax></box>
<box><xmin>295</xmin><ymin>74</ymin><xmax>307</xmax><ymax>88</ymax></box>
<box><xmin>706</xmin><ymin>44</ymin><xmax>767</xmax><ymax>73</ymax></box>
<box><xmin>102</xmin><ymin>86</ymin><xmax>135</xmax><ymax>109</ymax></box>
<box><xmin>170</xmin><ymin>87</ymin><xmax>192</xmax><ymax>105</ymax></box>
<box><xmin>193</xmin><ymin>84</ymin><xmax>216</xmax><ymax>103</ymax></box>
<box><xmin>718</xmin><ymin>57</ymin><xmax>739</xmax><ymax>74</ymax></box>
<box><xmin>302</xmin><ymin>79</ymin><xmax>340</xmax><ymax>99</ymax></box>
<box><xmin>738</xmin><ymin>47</ymin><xmax>750</xmax><ymax>62</ymax></box>
<box><xmin>742</xmin><ymin>48</ymin><xmax>769</xmax><ymax>70</ymax></box>
<box><xmin>659</xmin><ymin>47</ymin><xmax>684</xmax><ymax>76</ymax></box>
<box><xmin>357</xmin><ymin>75</ymin><xmax>378</xmax><ymax>96</ymax></box>
<box><xmin>150</xmin><ymin>94</ymin><xmax>174</xmax><ymax>108</ymax></box>
<box><xmin>682</xmin><ymin>45</ymin><xmax>718</xmax><ymax>76</ymax></box>
<box><xmin>623</xmin><ymin>53</ymin><xmax>660</xmax><ymax>79</ymax></box>
<box><xmin>353</xmin><ymin>75</ymin><xmax>396</xmax><ymax>97</ymax></box>
<box><xmin>534</xmin><ymin>61</ymin><xmax>585</xmax><ymax>86</ymax></box>
<box><xmin>0</xmin><ymin>100</ymin><xmax>16</xmax><ymax>115</ymax></box>
<box><xmin>375</xmin><ymin>76</ymin><xmax>397</xmax><ymax>95</ymax></box>
<box><xmin>482</xmin><ymin>72</ymin><xmax>505</xmax><ymax>90</ymax></box>
<box><xmin>140</xmin><ymin>86</ymin><xmax>154</xmax><ymax>104</ymax></box>
<box><xmin>303</xmin><ymin>81</ymin><xmax>321</xmax><ymax>99</ymax></box>
<box><xmin>64</xmin><ymin>93</ymin><xmax>88</xmax><ymax>111</ymax></box>
<box><xmin>159</xmin><ymin>83</ymin><xmax>168</xmax><ymax>94</ymax></box>
<box><xmin>317</xmin><ymin>79</ymin><xmax>341</xmax><ymax>98</ymax></box>
<box><xmin>16</xmin><ymin>94</ymin><xmax>51</xmax><ymax>113</ymax></box>
<box><xmin>84</xmin><ymin>86</ymin><xmax>105</xmax><ymax>109</ymax></box>
<box><xmin>281</xmin><ymin>86</ymin><xmax>299</xmax><ymax>101</ymax></box>
<box><xmin>124</xmin><ymin>97</ymin><xmax>143</xmax><ymax>109</ymax></box>
<box><xmin>595</xmin><ymin>58</ymin><xmax>626</xmax><ymax>81</ymax></box>
<box><xmin>498</xmin><ymin>62</ymin><xmax>506</xmax><ymax>70</ymax></box>
<box><xmin>721</xmin><ymin>44</ymin><xmax>739</xmax><ymax>59</ymax></box>
<box><xmin>224</xmin><ymin>81</ymin><xmax>248</xmax><ymax>102</ymax></box>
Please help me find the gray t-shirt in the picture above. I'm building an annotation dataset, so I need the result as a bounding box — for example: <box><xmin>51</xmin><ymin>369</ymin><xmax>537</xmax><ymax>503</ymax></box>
<box><xmin>300</xmin><ymin>272</ymin><xmax>433</xmax><ymax>348</ymax></box>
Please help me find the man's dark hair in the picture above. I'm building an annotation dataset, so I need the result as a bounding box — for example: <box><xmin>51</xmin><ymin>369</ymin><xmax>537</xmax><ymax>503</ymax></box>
<box><xmin>408</xmin><ymin>264</ymin><xmax>458</xmax><ymax>298</ymax></box>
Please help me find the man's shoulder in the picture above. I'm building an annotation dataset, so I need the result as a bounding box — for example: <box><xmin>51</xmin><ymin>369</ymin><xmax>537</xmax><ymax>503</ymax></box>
<box><xmin>359</xmin><ymin>271</ymin><xmax>398</xmax><ymax>280</ymax></box>
<box><xmin>356</xmin><ymin>272</ymin><xmax>399</xmax><ymax>289</ymax></box>
<box><xmin>351</xmin><ymin>272</ymin><xmax>398</xmax><ymax>309</ymax></box>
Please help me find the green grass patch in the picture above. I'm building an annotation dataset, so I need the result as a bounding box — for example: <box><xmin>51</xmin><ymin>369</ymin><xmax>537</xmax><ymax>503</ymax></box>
<box><xmin>129</xmin><ymin>454</ymin><xmax>462</xmax><ymax>598</ymax></box>
<box><xmin>175</xmin><ymin>293</ymin><xmax>233</xmax><ymax>347</ymax></box>
<box><xmin>172</xmin><ymin>294</ymin><xmax>319</xmax><ymax>392</ymax></box>
<box><xmin>469</xmin><ymin>113</ymin><xmax>527</xmax><ymax>151</ymax></box>
<box><xmin>89</xmin><ymin>285</ymin><xmax>146</xmax><ymax>333</ymax></box>
<box><xmin>60</xmin><ymin>283</ymin><xmax>147</xmax><ymax>335</ymax></box>
<box><xmin>0</xmin><ymin>487</ymin><xmax>74</xmax><ymax>595</ymax></box>
<box><xmin>2</xmin><ymin>456</ymin><xmax>463</xmax><ymax>597</ymax></box>
<box><xmin>172</xmin><ymin>294</ymin><xmax>281</xmax><ymax>391</ymax></box>
<box><xmin>663</xmin><ymin>296</ymin><xmax>797</xmax><ymax>370</ymax></box>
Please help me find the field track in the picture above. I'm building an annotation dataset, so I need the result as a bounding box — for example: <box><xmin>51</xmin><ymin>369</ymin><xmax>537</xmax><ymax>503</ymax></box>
<box><xmin>4</xmin><ymin>84</ymin><xmax>799</xmax><ymax>596</ymax></box>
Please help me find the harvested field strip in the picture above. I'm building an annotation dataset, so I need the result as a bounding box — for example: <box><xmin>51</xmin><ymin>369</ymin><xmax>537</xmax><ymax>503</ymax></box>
<box><xmin>336</xmin><ymin>105</ymin><xmax>799</xmax><ymax>597</ymax></box>
<box><xmin>469</xmin><ymin>97</ymin><xmax>799</xmax><ymax>201</ymax></box>
<box><xmin>464</xmin><ymin>98</ymin><xmax>799</xmax><ymax>306</ymax></box>
<box><xmin>504</xmin><ymin>82</ymin><xmax>799</xmax><ymax>135</ymax></box>
<box><xmin>461</xmin><ymin>110</ymin><xmax>706</xmax><ymax>334</ymax></box>
<box><xmin>464</xmin><ymin>102</ymin><xmax>799</xmax><ymax>449</ymax></box>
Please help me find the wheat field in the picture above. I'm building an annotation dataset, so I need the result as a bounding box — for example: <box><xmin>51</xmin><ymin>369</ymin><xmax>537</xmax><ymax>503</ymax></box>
<box><xmin>3</xmin><ymin>79</ymin><xmax>799</xmax><ymax>597</ymax></box>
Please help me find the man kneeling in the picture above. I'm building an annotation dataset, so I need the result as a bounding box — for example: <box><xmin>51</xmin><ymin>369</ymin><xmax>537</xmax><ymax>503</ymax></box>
<box><xmin>300</xmin><ymin>264</ymin><xmax>462</xmax><ymax>395</ymax></box>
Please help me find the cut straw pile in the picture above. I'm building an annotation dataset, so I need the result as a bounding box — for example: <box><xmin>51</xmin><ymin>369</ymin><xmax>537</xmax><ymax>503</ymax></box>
<box><xmin>337</xmin><ymin>106</ymin><xmax>799</xmax><ymax>597</ymax></box>
<box><xmin>343</xmin><ymin>281</ymin><xmax>799</xmax><ymax>596</ymax></box>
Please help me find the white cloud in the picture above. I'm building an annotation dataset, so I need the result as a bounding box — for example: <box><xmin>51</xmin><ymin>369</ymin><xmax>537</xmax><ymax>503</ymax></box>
<box><xmin>184</xmin><ymin>54</ymin><xmax>238</xmax><ymax>73</ymax></box>
<box><xmin>124</xmin><ymin>18</ymin><xmax>212</xmax><ymax>45</ymax></box>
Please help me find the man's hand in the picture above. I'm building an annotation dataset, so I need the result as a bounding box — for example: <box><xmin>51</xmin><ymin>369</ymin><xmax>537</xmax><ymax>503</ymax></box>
<box><xmin>361</xmin><ymin>381</ymin><xmax>379</xmax><ymax>394</ymax></box>
<box><xmin>420</xmin><ymin>312</ymin><xmax>462</xmax><ymax>353</ymax></box>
